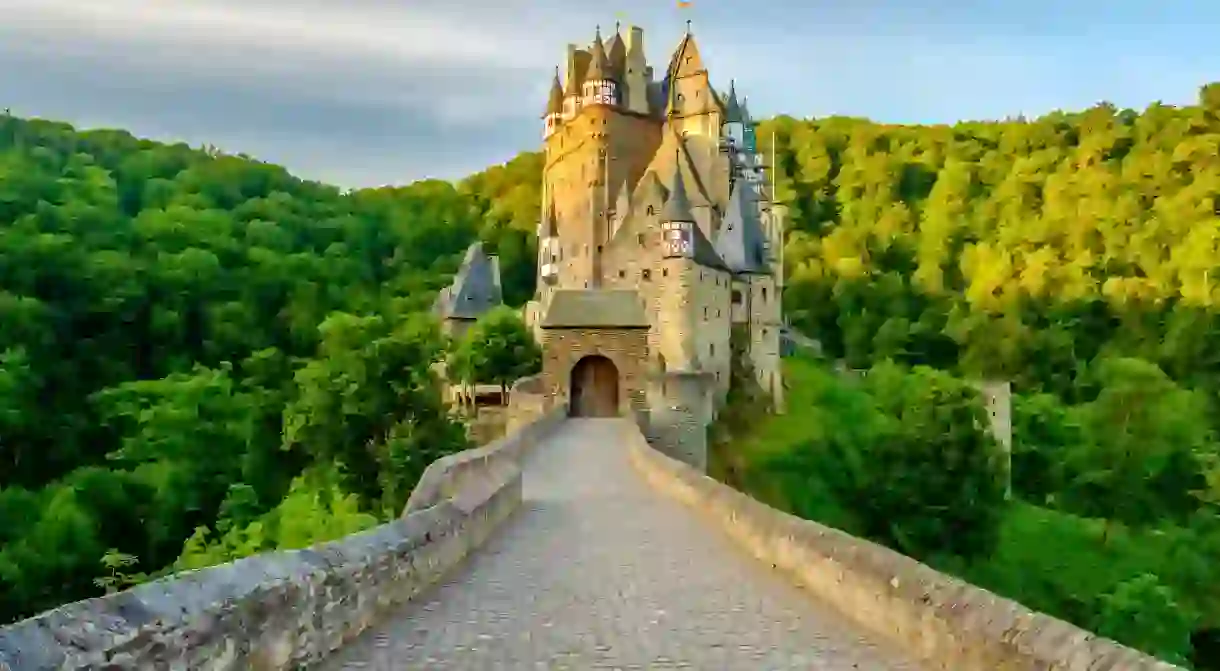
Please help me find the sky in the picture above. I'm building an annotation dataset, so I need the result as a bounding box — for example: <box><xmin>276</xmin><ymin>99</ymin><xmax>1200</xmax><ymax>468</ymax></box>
<box><xmin>1</xmin><ymin>0</ymin><xmax>1216</xmax><ymax>188</ymax></box>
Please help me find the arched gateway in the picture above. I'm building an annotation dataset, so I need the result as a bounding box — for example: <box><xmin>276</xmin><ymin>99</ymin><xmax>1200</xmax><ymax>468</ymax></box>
<box><xmin>569</xmin><ymin>355</ymin><xmax>620</xmax><ymax>417</ymax></box>
<box><xmin>536</xmin><ymin>289</ymin><xmax>649</xmax><ymax>421</ymax></box>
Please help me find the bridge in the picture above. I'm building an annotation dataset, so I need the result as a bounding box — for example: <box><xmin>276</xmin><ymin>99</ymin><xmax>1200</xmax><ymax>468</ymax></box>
<box><xmin>0</xmin><ymin>400</ymin><xmax>1181</xmax><ymax>670</ymax></box>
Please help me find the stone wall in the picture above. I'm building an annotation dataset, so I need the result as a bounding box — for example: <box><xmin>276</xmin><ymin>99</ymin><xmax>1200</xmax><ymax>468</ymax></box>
<box><xmin>539</xmin><ymin>326</ymin><xmax>648</xmax><ymax>415</ymax></box>
<box><xmin>645</xmin><ymin>370</ymin><xmax>714</xmax><ymax>471</ymax></box>
<box><xmin>624</xmin><ymin>424</ymin><xmax>1184</xmax><ymax>671</ymax></box>
<box><xmin>505</xmin><ymin>374</ymin><xmax>551</xmax><ymax>434</ymax></box>
<box><xmin>0</xmin><ymin>407</ymin><xmax>566</xmax><ymax>671</ymax></box>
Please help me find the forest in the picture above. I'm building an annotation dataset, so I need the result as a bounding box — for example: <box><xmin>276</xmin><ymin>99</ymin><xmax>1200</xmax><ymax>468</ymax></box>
<box><xmin>0</xmin><ymin>112</ymin><xmax>537</xmax><ymax>623</ymax></box>
<box><xmin>2</xmin><ymin>79</ymin><xmax>1220</xmax><ymax>667</ymax></box>
<box><xmin>455</xmin><ymin>84</ymin><xmax>1220</xmax><ymax>665</ymax></box>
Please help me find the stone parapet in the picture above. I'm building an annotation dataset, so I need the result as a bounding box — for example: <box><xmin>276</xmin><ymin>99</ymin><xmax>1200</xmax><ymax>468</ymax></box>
<box><xmin>0</xmin><ymin>407</ymin><xmax>566</xmax><ymax>671</ymax></box>
<box><xmin>623</xmin><ymin>424</ymin><xmax>1184</xmax><ymax>671</ymax></box>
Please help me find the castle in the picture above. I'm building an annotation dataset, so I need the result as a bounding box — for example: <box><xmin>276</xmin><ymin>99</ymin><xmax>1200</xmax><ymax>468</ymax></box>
<box><xmin>518</xmin><ymin>22</ymin><xmax>787</xmax><ymax>465</ymax></box>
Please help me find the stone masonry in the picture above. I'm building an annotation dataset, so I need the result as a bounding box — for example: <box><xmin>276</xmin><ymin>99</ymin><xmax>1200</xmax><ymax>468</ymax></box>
<box><xmin>626</xmin><ymin>422</ymin><xmax>1184</xmax><ymax>671</ymax></box>
<box><xmin>0</xmin><ymin>413</ymin><xmax>1184</xmax><ymax>670</ymax></box>
<box><xmin>0</xmin><ymin>404</ymin><xmax>563</xmax><ymax>671</ymax></box>
<box><xmin>318</xmin><ymin>419</ymin><xmax>925</xmax><ymax>670</ymax></box>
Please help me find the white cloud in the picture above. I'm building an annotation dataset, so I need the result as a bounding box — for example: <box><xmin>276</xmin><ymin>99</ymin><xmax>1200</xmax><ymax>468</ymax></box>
<box><xmin>0</xmin><ymin>0</ymin><xmax>1212</xmax><ymax>187</ymax></box>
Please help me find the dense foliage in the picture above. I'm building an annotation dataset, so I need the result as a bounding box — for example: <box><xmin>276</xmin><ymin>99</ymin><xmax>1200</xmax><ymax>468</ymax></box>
<box><xmin>730</xmin><ymin>83</ymin><xmax>1220</xmax><ymax>666</ymax></box>
<box><xmin>4</xmin><ymin>75</ymin><xmax>1220</xmax><ymax>666</ymax></box>
<box><xmin>0</xmin><ymin>113</ymin><xmax>505</xmax><ymax>623</ymax></box>
<box><xmin>447</xmin><ymin>305</ymin><xmax>543</xmax><ymax>396</ymax></box>
<box><xmin>772</xmin><ymin>84</ymin><xmax>1220</xmax><ymax>396</ymax></box>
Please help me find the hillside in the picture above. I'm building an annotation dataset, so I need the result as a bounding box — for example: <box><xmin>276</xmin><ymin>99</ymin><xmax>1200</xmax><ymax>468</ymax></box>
<box><xmin>472</xmin><ymin>83</ymin><xmax>1220</xmax><ymax>666</ymax></box>
<box><xmin>3</xmin><ymin>80</ymin><xmax>1220</xmax><ymax>652</ymax></box>
<box><xmin>0</xmin><ymin>113</ymin><xmax>505</xmax><ymax>622</ymax></box>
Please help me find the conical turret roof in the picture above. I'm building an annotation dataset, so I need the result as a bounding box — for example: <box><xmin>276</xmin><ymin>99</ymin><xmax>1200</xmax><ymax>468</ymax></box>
<box><xmin>546</xmin><ymin>67</ymin><xmax>564</xmax><ymax>116</ymax></box>
<box><xmin>587</xmin><ymin>27</ymin><xmax>612</xmax><ymax>81</ymax></box>
<box><xmin>606</xmin><ymin>23</ymin><xmax>626</xmax><ymax>79</ymax></box>
<box><xmin>724</xmin><ymin>80</ymin><xmax>742</xmax><ymax>123</ymax></box>
<box><xmin>660</xmin><ymin>159</ymin><xmax>696</xmax><ymax>223</ymax></box>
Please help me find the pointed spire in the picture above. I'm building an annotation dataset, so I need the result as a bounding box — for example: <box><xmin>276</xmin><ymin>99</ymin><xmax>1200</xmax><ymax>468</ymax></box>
<box><xmin>668</xmin><ymin>24</ymin><xmax>705</xmax><ymax>80</ymax></box>
<box><xmin>724</xmin><ymin>80</ymin><xmax>742</xmax><ymax>123</ymax></box>
<box><xmin>546</xmin><ymin>67</ymin><xmax>564</xmax><ymax>116</ymax></box>
<box><xmin>740</xmin><ymin>96</ymin><xmax>753</xmax><ymax>123</ymax></box>
<box><xmin>606</xmin><ymin>23</ymin><xmax>626</xmax><ymax>79</ymax></box>
<box><xmin>587</xmin><ymin>26</ymin><xmax>611</xmax><ymax>82</ymax></box>
<box><xmin>660</xmin><ymin>155</ymin><xmax>695</xmax><ymax>223</ymax></box>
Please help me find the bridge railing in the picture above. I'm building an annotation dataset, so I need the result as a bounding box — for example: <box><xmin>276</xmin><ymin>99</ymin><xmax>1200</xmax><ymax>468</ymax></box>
<box><xmin>0</xmin><ymin>400</ymin><xmax>565</xmax><ymax>671</ymax></box>
<box><xmin>623</xmin><ymin>422</ymin><xmax>1184</xmax><ymax>671</ymax></box>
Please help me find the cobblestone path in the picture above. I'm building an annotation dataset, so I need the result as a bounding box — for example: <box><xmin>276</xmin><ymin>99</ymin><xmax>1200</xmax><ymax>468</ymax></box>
<box><xmin>319</xmin><ymin>419</ymin><xmax>925</xmax><ymax>670</ymax></box>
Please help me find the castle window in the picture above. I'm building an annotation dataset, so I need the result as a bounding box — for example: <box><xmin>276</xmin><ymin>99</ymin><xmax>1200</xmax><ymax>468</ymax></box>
<box><xmin>597</xmin><ymin>244</ymin><xmax>603</xmax><ymax>253</ymax></box>
<box><xmin>642</xmin><ymin>269</ymin><xmax>652</xmax><ymax>281</ymax></box>
<box><xmin>703</xmin><ymin>307</ymin><xmax>708</xmax><ymax>318</ymax></box>
<box><xmin>619</xmin><ymin>269</ymin><xmax>626</xmax><ymax>278</ymax></box>
<box><xmin>710</xmin><ymin>343</ymin><xmax>715</xmax><ymax>356</ymax></box>
<box><xmin>647</xmin><ymin>205</ymin><xmax>655</xmax><ymax>216</ymax></box>
<box><xmin>662</xmin><ymin>268</ymin><xmax>669</xmax><ymax>277</ymax></box>
<box><xmin>731</xmin><ymin>290</ymin><xmax>742</xmax><ymax>304</ymax></box>
<box><xmin>762</xmin><ymin>287</ymin><xmax>768</xmax><ymax>301</ymax></box>
<box><xmin>637</xmin><ymin>233</ymin><xmax>645</xmax><ymax>245</ymax></box>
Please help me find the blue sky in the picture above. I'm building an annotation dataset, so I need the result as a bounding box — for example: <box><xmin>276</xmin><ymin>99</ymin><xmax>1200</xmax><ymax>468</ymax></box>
<box><xmin>1</xmin><ymin>0</ymin><xmax>1215</xmax><ymax>188</ymax></box>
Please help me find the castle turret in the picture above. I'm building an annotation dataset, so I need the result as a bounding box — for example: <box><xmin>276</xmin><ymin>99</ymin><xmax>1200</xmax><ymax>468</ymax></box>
<box><xmin>606</xmin><ymin>23</ymin><xmax>627</xmax><ymax>82</ymax></box>
<box><xmin>660</xmin><ymin>165</ymin><xmax>696</xmax><ymax>237</ymax></box>
<box><xmin>583</xmin><ymin>28</ymin><xmax>618</xmax><ymax>107</ymax></box>
<box><xmin>562</xmin><ymin>44</ymin><xmax>582</xmax><ymax>120</ymax></box>
<box><xmin>623</xmin><ymin>25</ymin><xmax>651</xmax><ymax>116</ymax></box>
<box><xmin>544</xmin><ymin>67</ymin><xmax>564</xmax><ymax>139</ymax></box>
<box><xmin>723</xmin><ymin>80</ymin><xmax>744</xmax><ymax>147</ymax></box>
<box><xmin>664</xmin><ymin>26</ymin><xmax>721</xmax><ymax>137</ymax></box>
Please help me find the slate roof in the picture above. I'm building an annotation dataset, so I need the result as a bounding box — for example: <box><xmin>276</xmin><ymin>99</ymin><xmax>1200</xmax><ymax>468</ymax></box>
<box><xmin>587</xmin><ymin>30</ymin><xmax>610</xmax><ymax>82</ymax></box>
<box><xmin>545</xmin><ymin>68</ymin><xmax>564</xmax><ymax>116</ymax></box>
<box><xmin>434</xmin><ymin>242</ymin><xmax>503</xmax><ymax>320</ymax></box>
<box><xmin>606</xmin><ymin>30</ymin><xmax>626</xmax><ymax>80</ymax></box>
<box><xmin>541</xmin><ymin>289</ymin><xmax>650</xmax><ymax>328</ymax></box>
<box><xmin>659</xmin><ymin>158</ymin><xmax>696</xmax><ymax>223</ymax></box>
<box><xmin>724</xmin><ymin>80</ymin><xmax>742</xmax><ymax>123</ymax></box>
<box><xmin>715</xmin><ymin>179</ymin><xmax>769</xmax><ymax>274</ymax></box>
<box><xmin>659</xmin><ymin>162</ymin><xmax>727</xmax><ymax>271</ymax></box>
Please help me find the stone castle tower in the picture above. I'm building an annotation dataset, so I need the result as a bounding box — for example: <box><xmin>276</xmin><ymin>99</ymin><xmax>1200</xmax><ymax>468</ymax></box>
<box><xmin>523</xmin><ymin>23</ymin><xmax>786</xmax><ymax>468</ymax></box>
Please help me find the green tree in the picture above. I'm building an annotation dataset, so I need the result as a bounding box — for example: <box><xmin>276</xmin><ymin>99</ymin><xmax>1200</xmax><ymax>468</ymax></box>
<box><xmin>448</xmin><ymin>306</ymin><xmax>542</xmax><ymax>399</ymax></box>
<box><xmin>1092</xmin><ymin>574</ymin><xmax>1196</xmax><ymax>667</ymax></box>
<box><xmin>1061</xmin><ymin>357</ymin><xmax>1217</xmax><ymax>532</ymax></box>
